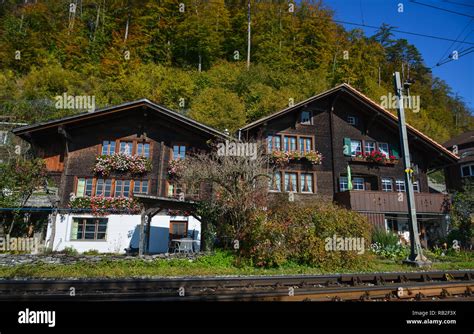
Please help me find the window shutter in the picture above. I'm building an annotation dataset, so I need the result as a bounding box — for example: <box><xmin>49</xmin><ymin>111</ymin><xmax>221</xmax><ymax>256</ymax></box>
<box><xmin>391</xmin><ymin>144</ymin><xmax>400</xmax><ymax>159</ymax></box>
<box><xmin>70</xmin><ymin>219</ymin><xmax>79</xmax><ymax>240</ymax></box>
<box><xmin>343</xmin><ymin>137</ymin><xmax>351</xmax><ymax>156</ymax></box>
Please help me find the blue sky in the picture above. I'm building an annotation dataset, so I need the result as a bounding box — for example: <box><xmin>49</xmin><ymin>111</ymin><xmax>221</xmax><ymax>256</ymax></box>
<box><xmin>322</xmin><ymin>0</ymin><xmax>474</xmax><ymax>110</ymax></box>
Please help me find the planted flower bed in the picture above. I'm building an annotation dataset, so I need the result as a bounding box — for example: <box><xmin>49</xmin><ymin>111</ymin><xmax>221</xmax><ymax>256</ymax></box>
<box><xmin>270</xmin><ymin>150</ymin><xmax>323</xmax><ymax>165</ymax></box>
<box><xmin>353</xmin><ymin>151</ymin><xmax>398</xmax><ymax>165</ymax></box>
<box><xmin>69</xmin><ymin>196</ymin><xmax>141</xmax><ymax>215</ymax></box>
<box><xmin>93</xmin><ymin>153</ymin><xmax>151</xmax><ymax>177</ymax></box>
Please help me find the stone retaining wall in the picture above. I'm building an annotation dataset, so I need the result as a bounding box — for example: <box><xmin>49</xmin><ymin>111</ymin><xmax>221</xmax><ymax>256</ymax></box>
<box><xmin>0</xmin><ymin>252</ymin><xmax>204</xmax><ymax>267</ymax></box>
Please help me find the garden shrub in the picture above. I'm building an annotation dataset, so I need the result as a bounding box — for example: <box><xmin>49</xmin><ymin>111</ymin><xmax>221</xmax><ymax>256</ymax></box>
<box><xmin>61</xmin><ymin>246</ymin><xmax>78</xmax><ymax>256</ymax></box>
<box><xmin>372</xmin><ymin>227</ymin><xmax>399</xmax><ymax>247</ymax></box>
<box><xmin>238</xmin><ymin>198</ymin><xmax>372</xmax><ymax>270</ymax></box>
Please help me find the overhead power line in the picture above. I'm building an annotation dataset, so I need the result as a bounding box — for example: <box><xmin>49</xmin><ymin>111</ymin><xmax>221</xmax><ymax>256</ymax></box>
<box><xmin>332</xmin><ymin>19</ymin><xmax>474</xmax><ymax>45</ymax></box>
<box><xmin>409</xmin><ymin>0</ymin><xmax>474</xmax><ymax>18</ymax></box>
<box><xmin>443</xmin><ymin>0</ymin><xmax>474</xmax><ymax>9</ymax></box>
<box><xmin>433</xmin><ymin>46</ymin><xmax>474</xmax><ymax>67</ymax></box>
<box><xmin>436</xmin><ymin>18</ymin><xmax>473</xmax><ymax>66</ymax></box>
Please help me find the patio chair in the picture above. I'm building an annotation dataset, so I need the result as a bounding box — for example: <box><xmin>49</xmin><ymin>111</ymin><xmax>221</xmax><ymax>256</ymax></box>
<box><xmin>176</xmin><ymin>238</ymin><xmax>194</xmax><ymax>253</ymax></box>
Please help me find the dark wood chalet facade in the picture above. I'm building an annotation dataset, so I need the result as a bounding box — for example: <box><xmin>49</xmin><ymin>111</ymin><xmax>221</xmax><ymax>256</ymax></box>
<box><xmin>443</xmin><ymin>130</ymin><xmax>474</xmax><ymax>191</ymax></box>
<box><xmin>12</xmin><ymin>99</ymin><xmax>226</xmax><ymax>210</ymax></box>
<box><xmin>239</xmin><ymin>84</ymin><xmax>458</xmax><ymax>246</ymax></box>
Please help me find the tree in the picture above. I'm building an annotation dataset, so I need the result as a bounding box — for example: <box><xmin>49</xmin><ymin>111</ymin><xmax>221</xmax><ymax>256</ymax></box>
<box><xmin>189</xmin><ymin>87</ymin><xmax>246</xmax><ymax>132</ymax></box>
<box><xmin>0</xmin><ymin>159</ymin><xmax>48</xmax><ymax>236</ymax></box>
<box><xmin>450</xmin><ymin>181</ymin><xmax>474</xmax><ymax>249</ymax></box>
<box><xmin>172</xmin><ymin>140</ymin><xmax>270</xmax><ymax>251</ymax></box>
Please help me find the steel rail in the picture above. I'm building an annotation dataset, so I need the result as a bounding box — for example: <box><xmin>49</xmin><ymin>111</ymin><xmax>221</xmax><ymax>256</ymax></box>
<box><xmin>0</xmin><ymin>270</ymin><xmax>472</xmax><ymax>301</ymax></box>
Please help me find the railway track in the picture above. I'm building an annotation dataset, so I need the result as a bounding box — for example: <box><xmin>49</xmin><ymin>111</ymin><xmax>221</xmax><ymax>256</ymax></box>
<box><xmin>0</xmin><ymin>270</ymin><xmax>472</xmax><ymax>301</ymax></box>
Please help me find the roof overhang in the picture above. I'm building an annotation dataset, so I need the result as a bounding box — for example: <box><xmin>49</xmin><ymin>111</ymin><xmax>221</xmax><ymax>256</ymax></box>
<box><xmin>12</xmin><ymin>99</ymin><xmax>229</xmax><ymax>140</ymax></box>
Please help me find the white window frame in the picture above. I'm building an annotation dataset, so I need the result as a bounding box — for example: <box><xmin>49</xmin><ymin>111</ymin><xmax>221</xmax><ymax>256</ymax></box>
<box><xmin>378</xmin><ymin>142</ymin><xmax>389</xmax><ymax>157</ymax></box>
<box><xmin>395</xmin><ymin>180</ymin><xmax>406</xmax><ymax>192</ymax></box>
<box><xmin>347</xmin><ymin>116</ymin><xmax>357</xmax><ymax>125</ymax></box>
<box><xmin>364</xmin><ymin>141</ymin><xmax>376</xmax><ymax>154</ymax></box>
<box><xmin>340</xmin><ymin>177</ymin><xmax>348</xmax><ymax>192</ymax></box>
<box><xmin>350</xmin><ymin>140</ymin><xmax>362</xmax><ymax>156</ymax></box>
<box><xmin>461</xmin><ymin>164</ymin><xmax>474</xmax><ymax>177</ymax></box>
<box><xmin>382</xmin><ymin>178</ymin><xmax>393</xmax><ymax>192</ymax></box>
<box><xmin>413</xmin><ymin>180</ymin><xmax>420</xmax><ymax>192</ymax></box>
<box><xmin>353</xmin><ymin>177</ymin><xmax>365</xmax><ymax>190</ymax></box>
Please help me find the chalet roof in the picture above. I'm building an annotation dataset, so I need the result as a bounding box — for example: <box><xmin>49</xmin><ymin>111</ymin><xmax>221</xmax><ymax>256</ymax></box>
<box><xmin>443</xmin><ymin>130</ymin><xmax>474</xmax><ymax>148</ymax></box>
<box><xmin>240</xmin><ymin>83</ymin><xmax>459</xmax><ymax>162</ymax></box>
<box><xmin>12</xmin><ymin>99</ymin><xmax>229</xmax><ymax>139</ymax></box>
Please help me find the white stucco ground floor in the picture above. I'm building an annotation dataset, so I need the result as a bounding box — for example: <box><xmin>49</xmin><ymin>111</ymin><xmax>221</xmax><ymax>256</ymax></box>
<box><xmin>45</xmin><ymin>213</ymin><xmax>201</xmax><ymax>254</ymax></box>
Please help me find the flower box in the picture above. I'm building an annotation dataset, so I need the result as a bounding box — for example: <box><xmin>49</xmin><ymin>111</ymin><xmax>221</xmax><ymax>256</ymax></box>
<box><xmin>167</xmin><ymin>159</ymin><xmax>185</xmax><ymax>179</ymax></box>
<box><xmin>93</xmin><ymin>153</ymin><xmax>151</xmax><ymax>177</ymax></box>
<box><xmin>352</xmin><ymin>151</ymin><xmax>398</xmax><ymax>165</ymax></box>
<box><xmin>270</xmin><ymin>150</ymin><xmax>323</xmax><ymax>165</ymax></box>
<box><xmin>69</xmin><ymin>195</ymin><xmax>141</xmax><ymax>215</ymax></box>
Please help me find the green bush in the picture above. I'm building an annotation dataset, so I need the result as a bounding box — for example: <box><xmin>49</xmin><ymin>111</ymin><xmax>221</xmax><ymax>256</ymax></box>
<box><xmin>61</xmin><ymin>246</ymin><xmax>78</xmax><ymax>256</ymax></box>
<box><xmin>82</xmin><ymin>249</ymin><xmax>100</xmax><ymax>256</ymax></box>
<box><xmin>372</xmin><ymin>227</ymin><xmax>399</xmax><ymax>247</ymax></box>
<box><xmin>370</xmin><ymin>243</ymin><xmax>409</xmax><ymax>260</ymax></box>
<box><xmin>238</xmin><ymin>199</ymin><xmax>372</xmax><ymax>270</ymax></box>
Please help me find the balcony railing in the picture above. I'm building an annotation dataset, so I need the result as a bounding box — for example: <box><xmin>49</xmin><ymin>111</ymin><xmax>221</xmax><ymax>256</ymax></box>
<box><xmin>334</xmin><ymin>190</ymin><xmax>450</xmax><ymax>214</ymax></box>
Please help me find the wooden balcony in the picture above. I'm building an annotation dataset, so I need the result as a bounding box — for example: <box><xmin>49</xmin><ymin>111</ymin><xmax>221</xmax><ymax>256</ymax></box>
<box><xmin>334</xmin><ymin>190</ymin><xmax>450</xmax><ymax>214</ymax></box>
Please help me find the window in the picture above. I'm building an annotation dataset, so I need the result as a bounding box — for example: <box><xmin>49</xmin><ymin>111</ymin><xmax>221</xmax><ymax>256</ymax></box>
<box><xmin>347</xmin><ymin>116</ymin><xmax>357</xmax><ymax>125</ymax></box>
<box><xmin>300</xmin><ymin>111</ymin><xmax>312</xmax><ymax>125</ymax></box>
<box><xmin>115</xmin><ymin>180</ymin><xmax>131</xmax><ymax>197</ymax></box>
<box><xmin>396</xmin><ymin>180</ymin><xmax>406</xmax><ymax>192</ymax></box>
<box><xmin>461</xmin><ymin>164</ymin><xmax>474</xmax><ymax>177</ymax></box>
<box><xmin>71</xmin><ymin>218</ymin><xmax>107</xmax><ymax>240</ymax></box>
<box><xmin>300</xmin><ymin>173</ymin><xmax>314</xmax><ymax>193</ymax></box>
<box><xmin>364</xmin><ymin>141</ymin><xmax>376</xmax><ymax>154</ymax></box>
<box><xmin>119</xmin><ymin>141</ymin><xmax>133</xmax><ymax>155</ymax></box>
<box><xmin>413</xmin><ymin>181</ymin><xmax>420</xmax><ymax>192</ymax></box>
<box><xmin>133</xmin><ymin>180</ymin><xmax>149</xmax><ymax>194</ymax></box>
<box><xmin>0</xmin><ymin>131</ymin><xmax>7</xmax><ymax>145</ymax></box>
<box><xmin>167</xmin><ymin>183</ymin><xmax>185</xmax><ymax>198</ymax></box>
<box><xmin>269</xmin><ymin>171</ymin><xmax>282</xmax><ymax>192</ymax></box>
<box><xmin>340</xmin><ymin>177</ymin><xmax>349</xmax><ymax>192</ymax></box>
<box><xmin>299</xmin><ymin>137</ymin><xmax>313</xmax><ymax>153</ymax></box>
<box><xmin>101</xmin><ymin>141</ymin><xmax>116</xmax><ymax>155</ymax></box>
<box><xmin>173</xmin><ymin>145</ymin><xmax>186</xmax><ymax>160</ymax></box>
<box><xmin>382</xmin><ymin>178</ymin><xmax>393</xmax><ymax>192</ymax></box>
<box><xmin>284</xmin><ymin>136</ymin><xmax>297</xmax><ymax>152</ymax></box>
<box><xmin>137</xmin><ymin>143</ymin><xmax>150</xmax><ymax>157</ymax></box>
<box><xmin>353</xmin><ymin>177</ymin><xmax>365</xmax><ymax>190</ymax></box>
<box><xmin>76</xmin><ymin>178</ymin><xmax>93</xmax><ymax>197</ymax></box>
<box><xmin>378</xmin><ymin>143</ymin><xmax>390</xmax><ymax>157</ymax></box>
<box><xmin>350</xmin><ymin>140</ymin><xmax>362</xmax><ymax>156</ymax></box>
<box><xmin>95</xmin><ymin>179</ymin><xmax>112</xmax><ymax>197</ymax></box>
<box><xmin>267</xmin><ymin>135</ymin><xmax>281</xmax><ymax>152</ymax></box>
<box><xmin>284</xmin><ymin>172</ymin><xmax>298</xmax><ymax>192</ymax></box>
<box><xmin>169</xmin><ymin>221</ymin><xmax>188</xmax><ymax>240</ymax></box>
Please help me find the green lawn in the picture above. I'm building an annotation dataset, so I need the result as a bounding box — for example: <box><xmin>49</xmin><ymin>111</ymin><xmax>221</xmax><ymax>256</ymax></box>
<box><xmin>0</xmin><ymin>251</ymin><xmax>472</xmax><ymax>278</ymax></box>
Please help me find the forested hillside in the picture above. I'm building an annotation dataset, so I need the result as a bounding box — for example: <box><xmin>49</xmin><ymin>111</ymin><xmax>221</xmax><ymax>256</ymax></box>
<box><xmin>0</xmin><ymin>0</ymin><xmax>472</xmax><ymax>141</ymax></box>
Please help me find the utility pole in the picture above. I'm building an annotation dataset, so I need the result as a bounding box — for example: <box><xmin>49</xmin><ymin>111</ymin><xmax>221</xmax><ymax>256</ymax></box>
<box><xmin>247</xmin><ymin>0</ymin><xmax>251</xmax><ymax>69</ymax></box>
<box><xmin>393</xmin><ymin>72</ymin><xmax>430</xmax><ymax>267</ymax></box>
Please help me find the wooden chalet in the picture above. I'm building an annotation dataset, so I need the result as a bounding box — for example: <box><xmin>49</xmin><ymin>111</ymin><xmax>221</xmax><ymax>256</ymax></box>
<box><xmin>239</xmin><ymin>83</ymin><xmax>458</xmax><ymax>247</ymax></box>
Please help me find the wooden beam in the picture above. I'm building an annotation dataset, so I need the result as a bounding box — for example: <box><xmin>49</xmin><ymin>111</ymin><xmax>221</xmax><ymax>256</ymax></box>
<box><xmin>144</xmin><ymin>207</ymin><xmax>163</xmax><ymax>254</ymax></box>
<box><xmin>139</xmin><ymin>207</ymin><xmax>146</xmax><ymax>257</ymax></box>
